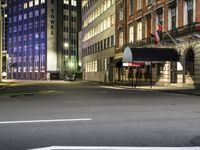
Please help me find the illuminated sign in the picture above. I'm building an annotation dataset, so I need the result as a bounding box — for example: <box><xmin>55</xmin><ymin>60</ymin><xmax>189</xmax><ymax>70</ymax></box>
<box><xmin>50</xmin><ymin>0</ymin><xmax>55</xmax><ymax>35</ymax></box>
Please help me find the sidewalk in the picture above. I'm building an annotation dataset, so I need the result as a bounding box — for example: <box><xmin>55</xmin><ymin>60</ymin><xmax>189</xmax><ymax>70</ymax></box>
<box><xmin>112</xmin><ymin>84</ymin><xmax>200</xmax><ymax>96</ymax></box>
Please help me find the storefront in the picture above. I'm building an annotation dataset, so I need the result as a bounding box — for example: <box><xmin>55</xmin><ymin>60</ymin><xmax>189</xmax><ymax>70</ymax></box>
<box><xmin>115</xmin><ymin>47</ymin><xmax>180</xmax><ymax>86</ymax></box>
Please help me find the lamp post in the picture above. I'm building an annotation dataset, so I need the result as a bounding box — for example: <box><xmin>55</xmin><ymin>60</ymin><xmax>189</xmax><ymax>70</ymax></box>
<box><xmin>0</xmin><ymin>1</ymin><xmax>2</xmax><ymax>82</ymax></box>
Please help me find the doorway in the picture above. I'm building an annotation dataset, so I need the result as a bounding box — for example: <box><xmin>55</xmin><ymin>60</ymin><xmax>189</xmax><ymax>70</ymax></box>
<box><xmin>185</xmin><ymin>49</ymin><xmax>194</xmax><ymax>75</ymax></box>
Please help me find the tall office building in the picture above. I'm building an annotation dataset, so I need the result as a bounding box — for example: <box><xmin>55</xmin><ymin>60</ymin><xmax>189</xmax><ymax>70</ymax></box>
<box><xmin>80</xmin><ymin>0</ymin><xmax>116</xmax><ymax>82</ymax></box>
<box><xmin>7</xmin><ymin>0</ymin><xmax>80</xmax><ymax>80</ymax></box>
<box><xmin>1</xmin><ymin>0</ymin><xmax>8</xmax><ymax>76</ymax></box>
<box><xmin>1</xmin><ymin>0</ymin><xmax>7</xmax><ymax>54</ymax></box>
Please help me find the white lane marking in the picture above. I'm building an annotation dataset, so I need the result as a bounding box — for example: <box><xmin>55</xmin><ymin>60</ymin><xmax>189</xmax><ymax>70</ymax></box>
<box><xmin>29</xmin><ymin>146</ymin><xmax>200</xmax><ymax>150</ymax></box>
<box><xmin>99</xmin><ymin>86</ymin><xmax>125</xmax><ymax>90</ymax></box>
<box><xmin>0</xmin><ymin>118</ymin><xmax>92</xmax><ymax>125</ymax></box>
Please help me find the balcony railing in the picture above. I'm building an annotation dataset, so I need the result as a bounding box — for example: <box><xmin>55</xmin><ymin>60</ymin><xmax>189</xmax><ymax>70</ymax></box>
<box><xmin>167</xmin><ymin>22</ymin><xmax>200</xmax><ymax>37</ymax></box>
<box><xmin>129</xmin><ymin>22</ymin><xmax>200</xmax><ymax>47</ymax></box>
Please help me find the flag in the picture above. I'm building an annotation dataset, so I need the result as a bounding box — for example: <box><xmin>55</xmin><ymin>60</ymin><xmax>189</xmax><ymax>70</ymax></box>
<box><xmin>154</xmin><ymin>31</ymin><xmax>160</xmax><ymax>45</ymax></box>
<box><xmin>157</xmin><ymin>23</ymin><xmax>163</xmax><ymax>32</ymax></box>
<box><xmin>150</xmin><ymin>32</ymin><xmax>160</xmax><ymax>45</ymax></box>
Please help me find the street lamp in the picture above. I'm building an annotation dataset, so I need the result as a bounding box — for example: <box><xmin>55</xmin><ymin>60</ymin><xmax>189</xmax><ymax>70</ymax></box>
<box><xmin>64</xmin><ymin>42</ymin><xmax>69</xmax><ymax>48</ymax></box>
<box><xmin>0</xmin><ymin>2</ymin><xmax>2</xmax><ymax>82</ymax></box>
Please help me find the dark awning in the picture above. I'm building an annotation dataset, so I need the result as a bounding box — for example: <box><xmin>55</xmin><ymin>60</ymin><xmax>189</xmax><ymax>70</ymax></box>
<box><xmin>123</xmin><ymin>47</ymin><xmax>179</xmax><ymax>63</ymax></box>
<box><xmin>109</xmin><ymin>58</ymin><xmax>122</xmax><ymax>67</ymax></box>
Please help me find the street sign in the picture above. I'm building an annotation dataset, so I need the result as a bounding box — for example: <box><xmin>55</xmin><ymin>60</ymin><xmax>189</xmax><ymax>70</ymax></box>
<box><xmin>145</xmin><ymin>61</ymin><xmax>151</xmax><ymax>65</ymax></box>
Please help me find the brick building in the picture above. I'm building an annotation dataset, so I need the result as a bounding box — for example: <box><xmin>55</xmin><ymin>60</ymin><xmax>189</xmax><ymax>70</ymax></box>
<box><xmin>115</xmin><ymin>0</ymin><xmax>200</xmax><ymax>88</ymax></box>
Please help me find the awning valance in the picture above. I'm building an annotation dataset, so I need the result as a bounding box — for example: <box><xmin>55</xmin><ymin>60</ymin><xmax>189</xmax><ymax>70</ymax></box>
<box><xmin>123</xmin><ymin>47</ymin><xmax>179</xmax><ymax>63</ymax></box>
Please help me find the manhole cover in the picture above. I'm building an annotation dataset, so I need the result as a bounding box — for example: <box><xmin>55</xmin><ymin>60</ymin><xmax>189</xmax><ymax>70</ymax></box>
<box><xmin>191</xmin><ymin>136</ymin><xmax>200</xmax><ymax>146</ymax></box>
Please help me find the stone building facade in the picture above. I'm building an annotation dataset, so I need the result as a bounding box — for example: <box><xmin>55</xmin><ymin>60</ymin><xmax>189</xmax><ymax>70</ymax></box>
<box><xmin>115</xmin><ymin>0</ymin><xmax>200</xmax><ymax>88</ymax></box>
<box><xmin>80</xmin><ymin>0</ymin><xmax>116</xmax><ymax>82</ymax></box>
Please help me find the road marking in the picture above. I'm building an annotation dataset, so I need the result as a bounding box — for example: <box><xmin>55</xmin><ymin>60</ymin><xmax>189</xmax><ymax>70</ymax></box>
<box><xmin>0</xmin><ymin>118</ymin><xmax>92</xmax><ymax>125</ymax></box>
<box><xmin>29</xmin><ymin>146</ymin><xmax>200</xmax><ymax>150</ymax></box>
<box><xmin>99</xmin><ymin>86</ymin><xmax>125</xmax><ymax>90</ymax></box>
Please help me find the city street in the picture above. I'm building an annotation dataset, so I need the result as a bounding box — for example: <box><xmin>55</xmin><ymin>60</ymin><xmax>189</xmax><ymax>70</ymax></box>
<box><xmin>0</xmin><ymin>81</ymin><xmax>200</xmax><ymax>150</ymax></box>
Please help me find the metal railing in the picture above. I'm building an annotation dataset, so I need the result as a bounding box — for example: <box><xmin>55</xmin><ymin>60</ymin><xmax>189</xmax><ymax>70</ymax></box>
<box><xmin>128</xmin><ymin>22</ymin><xmax>200</xmax><ymax>47</ymax></box>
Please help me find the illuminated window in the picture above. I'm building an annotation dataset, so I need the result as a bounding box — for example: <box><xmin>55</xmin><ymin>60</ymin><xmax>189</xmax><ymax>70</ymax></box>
<box><xmin>119</xmin><ymin>4</ymin><xmax>123</xmax><ymax>21</ymax></box>
<box><xmin>119</xmin><ymin>31</ymin><xmax>124</xmax><ymax>47</ymax></box>
<box><xmin>129</xmin><ymin>25</ymin><xmax>134</xmax><ymax>43</ymax></box>
<box><xmin>41</xmin><ymin>0</ymin><xmax>45</xmax><ymax>4</ymax></box>
<box><xmin>29</xmin><ymin>1</ymin><xmax>33</xmax><ymax>7</ymax></box>
<box><xmin>137</xmin><ymin>0</ymin><xmax>142</xmax><ymax>10</ymax></box>
<box><xmin>72</xmin><ymin>0</ymin><xmax>77</xmax><ymax>6</ymax></box>
<box><xmin>24</xmin><ymin>3</ymin><xmax>28</xmax><ymax>9</ymax></box>
<box><xmin>137</xmin><ymin>21</ymin><xmax>142</xmax><ymax>40</ymax></box>
<box><xmin>64</xmin><ymin>0</ymin><xmax>69</xmax><ymax>4</ymax></box>
<box><xmin>35</xmin><ymin>0</ymin><xmax>39</xmax><ymax>5</ymax></box>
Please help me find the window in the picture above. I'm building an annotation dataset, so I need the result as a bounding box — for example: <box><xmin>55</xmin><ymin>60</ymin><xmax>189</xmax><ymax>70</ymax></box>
<box><xmin>171</xmin><ymin>8</ymin><xmax>176</xmax><ymax>30</ymax></box>
<box><xmin>129</xmin><ymin>25</ymin><xmax>134</xmax><ymax>43</ymax></box>
<box><xmin>111</xmin><ymin>35</ymin><xmax>115</xmax><ymax>46</ymax></box>
<box><xmin>119</xmin><ymin>4</ymin><xmax>124</xmax><ymax>21</ymax></box>
<box><xmin>187</xmin><ymin>0</ymin><xmax>193</xmax><ymax>24</ymax></box>
<box><xmin>137</xmin><ymin>21</ymin><xmax>142</xmax><ymax>40</ymax></box>
<box><xmin>35</xmin><ymin>10</ymin><xmax>39</xmax><ymax>16</ymax></box>
<box><xmin>130</xmin><ymin>0</ymin><xmax>134</xmax><ymax>15</ymax></box>
<box><xmin>119</xmin><ymin>31</ymin><xmax>124</xmax><ymax>47</ymax></box>
<box><xmin>111</xmin><ymin>14</ymin><xmax>115</xmax><ymax>25</ymax></box>
<box><xmin>35</xmin><ymin>0</ymin><xmax>39</xmax><ymax>5</ymax></box>
<box><xmin>107</xmin><ymin>37</ymin><xmax>110</xmax><ymax>47</ymax></box>
<box><xmin>145</xmin><ymin>15</ymin><xmax>151</xmax><ymax>37</ymax></box>
<box><xmin>157</xmin><ymin>9</ymin><xmax>163</xmax><ymax>25</ymax></box>
<box><xmin>72</xmin><ymin>0</ymin><xmax>77</xmax><ymax>6</ymax></box>
<box><xmin>29</xmin><ymin>1</ymin><xmax>33</xmax><ymax>7</ymax></box>
<box><xmin>146</xmin><ymin>0</ymin><xmax>152</xmax><ymax>5</ymax></box>
<box><xmin>18</xmin><ymin>15</ymin><xmax>22</xmax><ymax>21</ymax></box>
<box><xmin>41</xmin><ymin>8</ymin><xmax>45</xmax><ymax>14</ymax></box>
<box><xmin>185</xmin><ymin>49</ymin><xmax>194</xmax><ymax>75</ymax></box>
<box><xmin>64</xmin><ymin>0</ymin><xmax>69</xmax><ymax>4</ymax></box>
<box><xmin>24</xmin><ymin>3</ymin><xmax>28</xmax><ymax>9</ymax></box>
<box><xmin>137</xmin><ymin>0</ymin><xmax>142</xmax><ymax>10</ymax></box>
<box><xmin>41</xmin><ymin>0</ymin><xmax>45</xmax><ymax>4</ymax></box>
<box><xmin>29</xmin><ymin>12</ymin><xmax>33</xmax><ymax>18</ymax></box>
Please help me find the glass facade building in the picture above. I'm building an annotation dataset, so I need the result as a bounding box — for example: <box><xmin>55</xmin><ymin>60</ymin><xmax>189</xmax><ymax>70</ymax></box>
<box><xmin>7</xmin><ymin>0</ymin><xmax>80</xmax><ymax>80</ymax></box>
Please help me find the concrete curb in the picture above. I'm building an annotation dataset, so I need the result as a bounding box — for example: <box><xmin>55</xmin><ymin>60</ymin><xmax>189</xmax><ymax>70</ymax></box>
<box><xmin>158</xmin><ymin>90</ymin><xmax>200</xmax><ymax>96</ymax></box>
<box><xmin>0</xmin><ymin>82</ymin><xmax>14</xmax><ymax>91</ymax></box>
<box><xmin>98</xmin><ymin>84</ymin><xmax>200</xmax><ymax>96</ymax></box>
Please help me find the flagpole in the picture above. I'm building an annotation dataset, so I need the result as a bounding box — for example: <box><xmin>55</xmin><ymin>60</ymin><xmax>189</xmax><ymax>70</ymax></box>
<box><xmin>164</xmin><ymin>28</ymin><xmax>179</xmax><ymax>46</ymax></box>
<box><xmin>151</xmin><ymin>0</ymin><xmax>178</xmax><ymax>47</ymax></box>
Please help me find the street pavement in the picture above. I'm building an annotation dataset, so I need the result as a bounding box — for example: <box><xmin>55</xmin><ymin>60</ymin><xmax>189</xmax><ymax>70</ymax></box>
<box><xmin>0</xmin><ymin>81</ymin><xmax>200</xmax><ymax>150</ymax></box>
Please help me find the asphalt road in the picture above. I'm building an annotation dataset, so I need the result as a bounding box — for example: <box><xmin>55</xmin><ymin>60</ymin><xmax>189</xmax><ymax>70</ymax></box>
<box><xmin>0</xmin><ymin>81</ymin><xmax>200</xmax><ymax>150</ymax></box>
